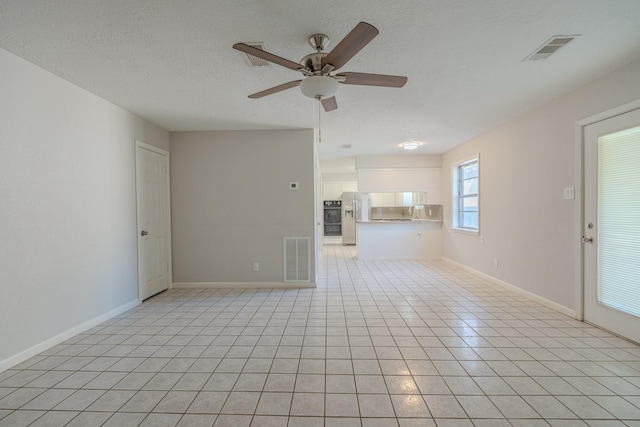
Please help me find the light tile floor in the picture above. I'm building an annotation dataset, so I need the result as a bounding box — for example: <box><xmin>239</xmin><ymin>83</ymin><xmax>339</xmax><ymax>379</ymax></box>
<box><xmin>1</xmin><ymin>245</ymin><xmax>640</xmax><ymax>426</ymax></box>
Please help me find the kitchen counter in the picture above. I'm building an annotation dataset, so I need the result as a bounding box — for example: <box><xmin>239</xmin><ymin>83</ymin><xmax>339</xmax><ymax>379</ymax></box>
<box><xmin>358</xmin><ymin>219</ymin><xmax>442</xmax><ymax>223</ymax></box>
<box><xmin>356</xmin><ymin>220</ymin><xmax>442</xmax><ymax>260</ymax></box>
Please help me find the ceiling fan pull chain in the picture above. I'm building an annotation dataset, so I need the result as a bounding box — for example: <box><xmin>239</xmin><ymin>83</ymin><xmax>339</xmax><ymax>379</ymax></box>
<box><xmin>317</xmin><ymin>96</ymin><xmax>322</xmax><ymax>143</ymax></box>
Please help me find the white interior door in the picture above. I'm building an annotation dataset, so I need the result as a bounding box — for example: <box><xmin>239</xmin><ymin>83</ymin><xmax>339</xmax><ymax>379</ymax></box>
<box><xmin>136</xmin><ymin>142</ymin><xmax>170</xmax><ymax>300</ymax></box>
<box><xmin>583</xmin><ymin>108</ymin><xmax>640</xmax><ymax>343</ymax></box>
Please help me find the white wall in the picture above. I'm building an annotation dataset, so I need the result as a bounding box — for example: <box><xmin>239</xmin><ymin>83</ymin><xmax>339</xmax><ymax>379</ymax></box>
<box><xmin>357</xmin><ymin>155</ymin><xmax>442</xmax><ymax>169</ymax></box>
<box><xmin>170</xmin><ymin>130</ymin><xmax>316</xmax><ymax>285</ymax></box>
<box><xmin>0</xmin><ymin>48</ymin><xmax>170</xmax><ymax>369</ymax></box>
<box><xmin>442</xmin><ymin>58</ymin><xmax>640</xmax><ymax>313</ymax></box>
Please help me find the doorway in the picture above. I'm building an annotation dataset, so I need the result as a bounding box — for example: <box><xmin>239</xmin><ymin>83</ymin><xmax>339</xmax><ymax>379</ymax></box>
<box><xmin>582</xmin><ymin>107</ymin><xmax>640</xmax><ymax>343</ymax></box>
<box><xmin>135</xmin><ymin>141</ymin><xmax>171</xmax><ymax>300</ymax></box>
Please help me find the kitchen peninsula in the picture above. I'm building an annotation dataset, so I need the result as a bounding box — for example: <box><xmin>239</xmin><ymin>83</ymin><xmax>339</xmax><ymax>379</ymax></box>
<box><xmin>357</xmin><ymin>219</ymin><xmax>442</xmax><ymax>260</ymax></box>
<box><xmin>356</xmin><ymin>199</ymin><xmax>443</xmax><ymax>260</ymax></box>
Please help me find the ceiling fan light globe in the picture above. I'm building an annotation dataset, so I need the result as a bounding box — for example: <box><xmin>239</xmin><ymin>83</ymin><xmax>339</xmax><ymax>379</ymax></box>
<box><xmin>300</xmin><ymin>76</ymin><xmax>338</xmax><ymax>99</ymax></box>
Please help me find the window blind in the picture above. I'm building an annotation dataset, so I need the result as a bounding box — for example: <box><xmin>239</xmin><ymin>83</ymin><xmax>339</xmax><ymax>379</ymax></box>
<box><xmin>597</xmin><ymin>125</ymin><xmax>640</xmax><ymax>317</ymax></box>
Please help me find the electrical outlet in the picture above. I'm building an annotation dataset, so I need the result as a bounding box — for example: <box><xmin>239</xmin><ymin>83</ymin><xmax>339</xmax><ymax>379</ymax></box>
<box><xmin>253</xmin><ymin>262</ymin><xmax>259</xmax><ymax>272</ymax></box>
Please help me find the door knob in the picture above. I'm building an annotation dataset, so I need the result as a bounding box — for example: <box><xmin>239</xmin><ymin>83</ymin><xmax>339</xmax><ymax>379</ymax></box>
<box><xmin>581</xmin><ymin>236</ymin><xmax>593</xmax><ymax>243</ymax></box>
<box><xmin>141</xmin><ymin>230</ymin><xmax>149</xmax><ymax>236</ymax></box>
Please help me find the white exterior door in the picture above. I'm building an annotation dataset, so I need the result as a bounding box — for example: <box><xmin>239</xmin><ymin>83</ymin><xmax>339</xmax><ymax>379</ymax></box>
<box><xmin>583</xmin><ymin>108</ymin><xmax>640</xmax><ymax>343</ymax></box>
<box><xmin>136</xmin><ymin>142</ymin><xmax>170</xmax><ymax>300</ymax></box>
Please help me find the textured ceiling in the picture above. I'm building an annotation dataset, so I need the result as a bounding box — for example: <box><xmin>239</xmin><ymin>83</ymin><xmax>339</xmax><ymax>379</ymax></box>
<box><xmin>2</xmin><ymin>0</ymin><xmax>640</xmax><ymax>166</ymax></box>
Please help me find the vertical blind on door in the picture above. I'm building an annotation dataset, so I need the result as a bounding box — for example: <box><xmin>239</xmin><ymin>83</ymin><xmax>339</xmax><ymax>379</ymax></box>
<box><xmin>597</xmin><ymin>125</ymin><xmax>640</xmax><ymax>317</ymax></box>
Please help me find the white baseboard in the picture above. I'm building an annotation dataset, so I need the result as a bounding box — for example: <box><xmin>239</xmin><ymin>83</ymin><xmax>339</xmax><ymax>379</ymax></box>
<box><xmin>357</xmin><ymin>255</ymin><xmax>442</xmax><ymax>261</ymax></box>
<box><xmin>441</xmin><ymin>257</ymin><xmax>576</xmax><ymax>318</ymax></box>
<box><xmin>172</xmin><ymin>282</ymin><xmax>316</xmax><ymax>289</ymax></box>
<box><xmin>0</xmin><ymin>299</ymin><xmax>140</xmax><ymax>373</ymax></box>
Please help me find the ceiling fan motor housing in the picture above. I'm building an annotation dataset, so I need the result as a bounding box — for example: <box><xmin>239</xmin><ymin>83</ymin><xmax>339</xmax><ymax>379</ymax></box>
<box><xmin>300</xmin><ymin>52</ymin><xmax>329</xmax><ymax>73</ymax></box>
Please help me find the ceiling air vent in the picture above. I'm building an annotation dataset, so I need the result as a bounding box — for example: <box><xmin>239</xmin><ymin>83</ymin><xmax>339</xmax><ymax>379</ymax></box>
<box><xmin>242</xmin><ymin>43</ymin><xmax>271</xmax><ymax>67</ymax></box>
<box><xmin>341</xmin><ymin>144</ymin><xmax>352</xmax><ymax>149</ymax></box>
<box><xmin>523</xmin><ymin>35</ymin><xmax>580</xmax><ymax>61</ymax></box>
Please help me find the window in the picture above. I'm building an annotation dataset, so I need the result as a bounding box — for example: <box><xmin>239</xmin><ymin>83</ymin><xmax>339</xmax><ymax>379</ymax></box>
<box><xmin>596</xmin><ymin>126</ymin><xmax>640</xmax><ymax>317</ymax></box>
<box><xmin>453</xmin><ymin>156</ymin><xmax>479</xmax><ymax>232</ymax></box>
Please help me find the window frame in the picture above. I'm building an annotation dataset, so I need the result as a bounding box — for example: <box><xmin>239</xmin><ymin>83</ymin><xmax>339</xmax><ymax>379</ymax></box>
<box><xmin>452</xmin><ymin>154</ymin><xmax>480</xmax><ymax>234</ymax></box>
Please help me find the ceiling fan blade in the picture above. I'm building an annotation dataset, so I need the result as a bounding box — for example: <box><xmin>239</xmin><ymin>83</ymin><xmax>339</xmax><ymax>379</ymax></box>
<box><xmin>233</xmin><ymin>43</ymin><xmax>305</xmax><ymax>72</ymax></box>
<box><xmin>322</xmin><ymin>22</ymin><xmax>379</xmax><ymax>71</ymax></box>
<box><xmin>321</xmin><ymin>96</ymin><xmax>338</xmax><ymax>112</ymax></box>
<box><xmin>248</xmin><ymin>80</ymin><xmax>302</xmax><ymax>99</ymax></box>
<box><xmin>337</xmin><ymin>72</ymin><xmax>407</xmax><ymax>88</ymax></box>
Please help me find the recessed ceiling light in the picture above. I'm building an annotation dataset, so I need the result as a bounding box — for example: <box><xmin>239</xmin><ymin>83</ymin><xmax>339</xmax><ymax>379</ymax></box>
<box><xmin>401</xmin><ymin>142</ymin><xmax>420</xmax><ymax>150</ymax></box>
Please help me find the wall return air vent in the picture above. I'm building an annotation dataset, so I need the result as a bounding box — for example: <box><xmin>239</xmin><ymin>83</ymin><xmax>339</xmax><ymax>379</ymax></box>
<box><xmin>283</xmin><ymin>237</ymin><xmax>310</xmax><ymax>283</ymax></box>
<box><xmin>524</xmin><ymin>35</ymin><xmax>580</xmax><ymax>61</ymax></box>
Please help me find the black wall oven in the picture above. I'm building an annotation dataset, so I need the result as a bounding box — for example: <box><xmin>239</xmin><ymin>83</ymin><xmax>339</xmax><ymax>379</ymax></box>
<box><xmin>323</xmin><ymin>200</ymin><xmax>342</xmax><ymax>236</ymax></box>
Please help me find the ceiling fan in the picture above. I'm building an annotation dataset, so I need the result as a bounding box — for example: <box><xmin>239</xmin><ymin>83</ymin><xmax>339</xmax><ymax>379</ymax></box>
<box><xmin>233</xmin><ymin>22</ymin><xmax>407</xmax><ymax>112</ymax></box>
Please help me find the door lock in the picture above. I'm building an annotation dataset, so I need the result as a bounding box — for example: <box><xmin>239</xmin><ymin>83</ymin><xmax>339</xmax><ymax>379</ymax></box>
<box><xmin>140</xmin><ymin>230</ymin><xmax>149</xmax><ymax>236</ymax></box>
<box><xmin>581</xmin><ymin>236</ymin><xmax>593</xmax><ymax>244</ymax></box>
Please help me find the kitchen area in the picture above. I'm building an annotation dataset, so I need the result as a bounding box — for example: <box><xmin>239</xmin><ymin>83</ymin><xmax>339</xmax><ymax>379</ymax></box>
<box><xmin>321</xmin><ymin>154</ymin><xmax>443</xmax><ymax>260</ymax></box>
<box><xmin>323</xmin><ymin>190</ymin><xmax>443</xmax><ymax>260</ymax></box>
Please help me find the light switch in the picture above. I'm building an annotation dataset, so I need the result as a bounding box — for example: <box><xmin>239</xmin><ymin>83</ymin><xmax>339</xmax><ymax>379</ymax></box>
<box><xmin>289</xmin><ymin>182</ymin><xmax>299</xmax><ymax>191</ymax></box>
<box><xmin>563</xmin><ymin>187</ymin><xmax>574</xmax><ymax>200</ymax></box>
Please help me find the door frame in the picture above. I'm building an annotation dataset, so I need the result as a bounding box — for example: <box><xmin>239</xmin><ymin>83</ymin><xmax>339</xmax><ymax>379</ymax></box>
<box><xmin>314</xmin><ymin>137</ymin><xmax>322</xmax><ymax>281</ymax></box>
<box><xmin>135</xmin><ymin>140</ymin><xmax>172</xmax><ymax>301</ymax></box>
<box><xmin>574</xmin><ymin>99</ymin><xmax>640</xmax><ymax>320</ymax></box>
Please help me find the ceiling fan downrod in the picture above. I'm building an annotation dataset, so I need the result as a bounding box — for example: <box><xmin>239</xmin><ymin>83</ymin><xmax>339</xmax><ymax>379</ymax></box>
<box><xmin>309</xmin><ymin>34</ymin><xmax>330</xmax><ymax>52</ymax></box>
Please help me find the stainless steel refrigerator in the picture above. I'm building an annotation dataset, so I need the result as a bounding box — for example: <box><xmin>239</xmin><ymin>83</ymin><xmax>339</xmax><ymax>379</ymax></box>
<box><xmin>341</xmin><ymin>192</ymin><xmax>357</xmax><ymax>245</ymax></box>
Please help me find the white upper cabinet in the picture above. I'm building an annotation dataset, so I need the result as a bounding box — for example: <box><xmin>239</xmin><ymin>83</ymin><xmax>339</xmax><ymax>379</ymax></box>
<box><xmin>322</xmin><ymin>182</ymin><xmax>358</xmax><ymax>200</ymax></box>
<box><xmin>370</xmin><ymin>192</ymin><xmax>384</xmax><ymax>206</ymax></box>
